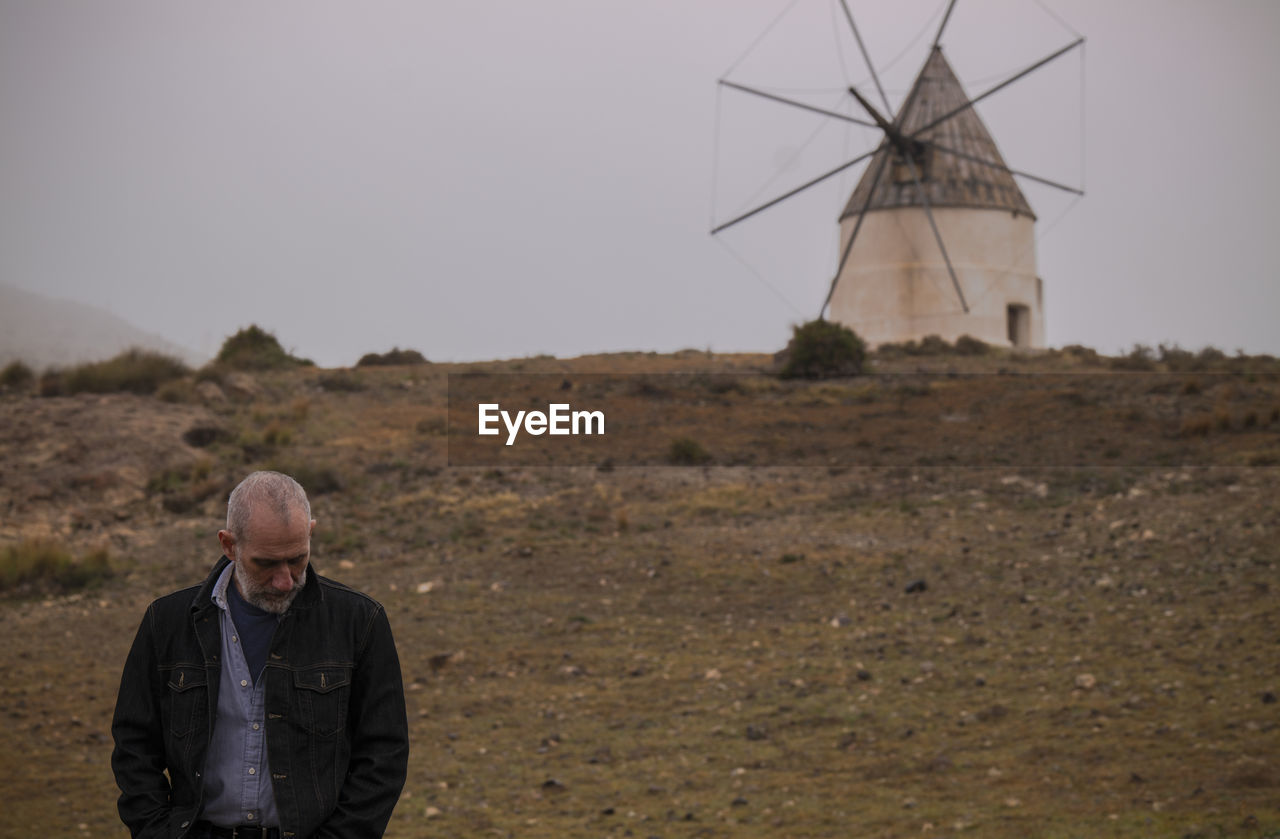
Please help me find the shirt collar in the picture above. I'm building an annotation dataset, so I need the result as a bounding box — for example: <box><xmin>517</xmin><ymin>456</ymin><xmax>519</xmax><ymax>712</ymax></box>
<box><xmin>211</xmin><ymin>561</ymin><xmax>235</xmax><ymax>612</ymax></box>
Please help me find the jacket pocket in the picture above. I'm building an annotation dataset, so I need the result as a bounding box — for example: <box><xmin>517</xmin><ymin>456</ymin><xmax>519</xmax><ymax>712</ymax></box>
<box><xmin>293</xmin><ymin>665</ymin><xmax>351</xmax><ymax>737</ymax></box>
<box><xmin>164</xmin><ymin>665</ymin><xmax>207</xmax><ymax>738</ymax></box>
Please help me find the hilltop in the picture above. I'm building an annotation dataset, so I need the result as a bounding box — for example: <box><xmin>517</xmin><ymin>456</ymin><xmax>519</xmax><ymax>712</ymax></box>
<box><xmin>0</xmin><ymin>346</ymin><xmax>1277</xmax><ymax>838</ymax></box>
<box><xmin>0</xmin><ymin>283</ymin><xmax>202</xmax><ymax>370</ymax></box>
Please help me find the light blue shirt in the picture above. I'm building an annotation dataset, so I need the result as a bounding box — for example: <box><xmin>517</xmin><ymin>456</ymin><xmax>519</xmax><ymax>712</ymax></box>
<box><xmin>200</xmin><ymin>564</ymin><xmax>281</xmax><ymax>828</ymax></box>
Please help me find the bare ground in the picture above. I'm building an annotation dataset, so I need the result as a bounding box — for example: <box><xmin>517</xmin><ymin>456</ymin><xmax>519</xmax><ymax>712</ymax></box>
<box><xmin>1</xmin><ymin>351</ymin><xmax>1277</xmax><ymax>839</ymax></box>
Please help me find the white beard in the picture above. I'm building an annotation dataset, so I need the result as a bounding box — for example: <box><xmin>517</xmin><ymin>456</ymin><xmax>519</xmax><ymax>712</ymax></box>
<box><xmin>233</xmin><ymin>559</ymin><xmax>306</xmax><ymax>615</ymax></box>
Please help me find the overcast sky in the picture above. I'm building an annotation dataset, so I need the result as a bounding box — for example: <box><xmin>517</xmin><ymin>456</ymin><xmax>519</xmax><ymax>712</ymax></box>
<box><xmin>1</xmin><ymin>0</ymin><xmax>1277</xmax><ymax>367</ymax></box>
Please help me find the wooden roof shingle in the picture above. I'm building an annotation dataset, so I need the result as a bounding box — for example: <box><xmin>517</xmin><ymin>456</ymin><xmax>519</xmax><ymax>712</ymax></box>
<box><xmin>840</xmin><ymin>47</ymin><xmax>1034</xmax><ymax>221</ymax></box>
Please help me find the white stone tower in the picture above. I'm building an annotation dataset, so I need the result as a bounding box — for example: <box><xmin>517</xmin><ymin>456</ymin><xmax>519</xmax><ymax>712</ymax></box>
<box><xmin>827</xmin><ymin>47</ymin><xmax>1043</xmax><ymax>349</ymax></box>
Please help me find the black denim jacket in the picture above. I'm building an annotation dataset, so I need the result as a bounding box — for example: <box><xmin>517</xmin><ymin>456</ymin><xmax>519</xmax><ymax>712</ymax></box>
<box><xmin>111</xmin><ymin>557</ymin><xmax>409</xmax><ymax>838</ymax></box>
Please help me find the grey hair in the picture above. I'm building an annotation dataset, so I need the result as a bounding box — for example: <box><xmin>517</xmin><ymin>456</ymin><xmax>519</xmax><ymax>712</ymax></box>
<box><xmin>226</xmin><ymin>470</ymin><xmax>312</xmax><ymax>544</ymax></box>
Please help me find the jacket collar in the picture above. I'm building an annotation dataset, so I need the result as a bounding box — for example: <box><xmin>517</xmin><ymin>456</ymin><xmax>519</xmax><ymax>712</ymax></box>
<box><xmin>189</xmin><ymin>555</ymin><xmax>323</xmax><ymax>615</ymax></box>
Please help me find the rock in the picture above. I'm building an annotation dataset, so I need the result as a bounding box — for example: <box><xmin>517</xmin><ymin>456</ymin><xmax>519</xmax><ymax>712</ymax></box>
<box><xmin>731</xmin><ymin>796</ymin><xmax>748</xmax><ymax>807</ymax></box>
<box><xmin>194</xmin><ymin>382</ymin><xmax>226</xmax><ymax>404</ymax></box>
<box><xmin>905</xmin><ymin>579</ymin><xmax>928</xmax><ymax>594</ymax></box>
<box><xmin>1075</xmin><ymin>673</ymin><xmax>1097</xmax><ymax>690</ymax></box>
<box><xmin>745</xmin><ymin>725</ymin><xmax>768</xmax><ymax>741</ymax></box>
<box><xmin>223</xmin><ymin>372</ymin><xmax>261</xmax><ymax>400</ymax></box>
<box><xmin>1262</xmin><ymin>691</ymin><xmax>1277</xmax><ymax>705</ymax></box>
<box><xmin>704</xmin><ymin>668</ymin><xmax>722</xmax><ymax>680</ymax></box>
<box><xmin>856</xmin><ymin>669</ymin><xmax>873</xmax><ymax>682</ymax></box>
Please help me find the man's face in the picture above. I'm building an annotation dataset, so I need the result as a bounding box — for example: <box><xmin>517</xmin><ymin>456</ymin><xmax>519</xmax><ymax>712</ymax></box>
<box><xmin>218</xmin><ymin>509</ymin><xmax>315</xmax><ymax>614</ymax></box>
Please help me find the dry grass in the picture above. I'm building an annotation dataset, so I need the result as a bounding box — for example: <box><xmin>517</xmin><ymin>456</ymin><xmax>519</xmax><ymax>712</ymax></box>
<box><xmin>0</xmin><ymin>539</ymin><xmax>113</xmax><ymax>594</ymax></box>
<box><xmin>0</xmin><ymin>349</ymin><xmax>1277</xmax><ymax>838</ymax></box>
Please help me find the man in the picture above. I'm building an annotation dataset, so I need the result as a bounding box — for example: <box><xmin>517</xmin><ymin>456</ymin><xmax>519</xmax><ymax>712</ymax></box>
<box><xmin>111</xmin><ymin>471</ymin><xmax>409</xmax><ymax>838</ymax></box>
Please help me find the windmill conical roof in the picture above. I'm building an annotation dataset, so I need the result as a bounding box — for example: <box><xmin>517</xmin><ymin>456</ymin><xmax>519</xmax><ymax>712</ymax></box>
<box><xmin>840</xmin><ymin>47</ymin><xmax>1034</xmax><ymax>221</ymax></box>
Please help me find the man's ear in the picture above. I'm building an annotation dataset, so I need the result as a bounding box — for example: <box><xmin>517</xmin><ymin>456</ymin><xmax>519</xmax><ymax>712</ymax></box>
<box><xmin>309</xmin><ymin>519</ymin><xmax>317</xmax><ymax>536</ymax></box>
<box><xmin>217</xmin><ymin>529</ymin><xmax>237</xmax><ymax>561</ymax></box>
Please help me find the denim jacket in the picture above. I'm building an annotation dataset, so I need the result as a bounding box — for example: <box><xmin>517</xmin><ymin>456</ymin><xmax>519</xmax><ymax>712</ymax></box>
<box><xmin>111</xmin><ymin>557</ymin><xmax>409</xmax><ymax>838</ymax></box>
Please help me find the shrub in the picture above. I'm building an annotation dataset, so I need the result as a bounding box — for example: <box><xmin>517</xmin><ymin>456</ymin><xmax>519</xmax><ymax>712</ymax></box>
<box><xmin>317</xmin><ymin>372</ymin><xmax>365</xmax><ymax>392</ymax></box>
<box><xmin>262</xmin><ymin>421</ymin><xmax>293</xmax><ymax>446</ymax></box>
<box><xmin>1158</xmin><ymin>343</ymin><xmax>1199</xmax><ymax>372</ymax></box>
<box><xmin>1</xmin><ymin>360</ymin><xmax>34</xmax><ymax>392</ymax></box>
<box><xmin>874</xmin><ymin>341</ymin><xmax>912</xmax><ymax>358</ymax></box>
<box><xmin>778</xmin><ymin>319</ymin><xmax>866</xmax><ymax>379</ymax></box>
<box><xmin>156</xmin><ymin>379</ymin><xmax>196</xmax><ymax>403</ymax></box>
<box><xmin>0</xmin><ymin>540</ymin><xmax>113</xmax><ymax>594</ymax></box>
<box><xmin>59</xmin><ymin>348</ymin><xmax>190</xmax><ymax>395</ymax></box>
<box><xmin>668</xmin><ymin>437</ymin><xmax>712</xmax><ymax>466</ymax></box>
<box><xmin>954</xmin><ymin>335</ymin><xmax>989</xmax><ymax>356</ymax></box>
<box><xmin>917</xmin><ymin>334</ymin><xmax>952</xmax><ymax>355</ymax></box>
<box><xmin>1059</xmin><ymin>344</ymin><xmax>1103</xmax><ymax>365</ymax></box>
<box><xmin>1110</xmin><ymin>344</ymin><xmax>1157</xmax><ymax>371</ymax></box>
<box><xmin>193</xmin><ymin>365</ymin><xmax>225</xmax><ymax>385</ymax></box>
<box><xmin>356</xmin><ymin>347</ymin><xmax>428</xmax><ymax>367</ymax></box>
<box><xmin>216</xmin><ymin>325</ymin><xmax>312</xmax><ymax>370</ymax></box>
<box><xmin>38</xmin><ymin>369</ymin><xmax>65</xmax><ymax>397</ymax></box>
<box><xmin>1197</xmin><ymin>346</ymin><xmax>1227</xmax><ymax>365</ymax></box>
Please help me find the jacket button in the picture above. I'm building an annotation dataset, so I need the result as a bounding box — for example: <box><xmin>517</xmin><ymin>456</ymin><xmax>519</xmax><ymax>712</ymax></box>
<box><xmin>180</xmin><ymin>821</ymin><xmax>190</xmax><ymax>828</ymax></box>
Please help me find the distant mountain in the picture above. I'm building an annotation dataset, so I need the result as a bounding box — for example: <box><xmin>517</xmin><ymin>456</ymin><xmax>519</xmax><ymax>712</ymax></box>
<box><xmin>0</xmin><ymin>284</ymin><xmax>203</xmax><ymax>370</ymax></box>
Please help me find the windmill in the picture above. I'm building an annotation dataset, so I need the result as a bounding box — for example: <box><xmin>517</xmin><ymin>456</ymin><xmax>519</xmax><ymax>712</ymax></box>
<box><xmin>711</xmin><ymin>0</ymin><xmax>1085</xmax><ymax>349</ymax></box>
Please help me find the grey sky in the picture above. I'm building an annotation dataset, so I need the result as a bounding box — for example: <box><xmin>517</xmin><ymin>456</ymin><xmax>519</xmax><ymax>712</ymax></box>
<box><xmin>1</xmin><ymin>0</ymin><xmax>1276</xmax><ymax>367</ymax></box>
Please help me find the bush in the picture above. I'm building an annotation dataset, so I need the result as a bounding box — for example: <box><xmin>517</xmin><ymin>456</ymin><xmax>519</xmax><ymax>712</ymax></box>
<box><xmin>38</xmin><ymin>369</ymin><xmax>65</xmax><ymax>397</ymax></box>
<box><xmin>1</xmin><ymin>360</ymin><xmax>35</xmax><ymax>392</ymax></box>
<box><xmin>216</xmin><ymin>325</ymin><xmax>312</xmax><ymax>370</ymax></box>
<box><xmin>58</xmin><ymin>348</ymin><xmax>190</xmax><ymax>395</ymax></box>
<box><xmin>873</xmin><ymin>340</ymin><xmax>911</xmax><ymax>358</ymax></box>
<box><xmin>1109</xmin><ymin>344</ymin><xmax>1157</xmax><ymax>371</ymax></box>
<box><xmin>356</xmin><ymin>347</ymin><xmax>428</xmax><ymax>367</ymax></box>
<box><xmin>778</xmin><ymin>319</ymin><xmax>866</xmax><ymax>379</ymax></box>
<box><xmin>954</xmin><ymin>335</ymin><xmax>989</xmax><ymax>356</ymax></box>
<box><xmin>156</xmin><ymin>379</ymin><xmax>196</xmax><ymax>403</ymax></box>
<box><xmin>668</xmin><ymin>437</ymin><xmax>712</xmax><ymax>465</ymax></box>
<box><xmin>917</xmin><ymin>334</ymin><xmax>952</xmax><ymax>355</ymax></box>
<box><xmin>0</xmin><ymin>540</ymin><xmax>113</xmax><ymax>594</ymax></box>
<box><xmin>1058</xmin><ymin>344</ymin><xmax>1102</xmax><ymax>365</ymax></box>
<box><xmin>873</xmin><ymin>335</ymin><xmax>954</xmax><ymax>358</ymax></box>
<box><xmin>317</xmin><ymin>372</ymin><xmax>365</xmax><ymax>392</ymax></box>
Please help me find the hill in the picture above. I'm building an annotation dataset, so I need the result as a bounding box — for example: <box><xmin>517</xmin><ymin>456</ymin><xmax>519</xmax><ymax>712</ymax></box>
<box><xmin>0</xmin><ymin>348</ymin><xmax>1277</xmax><ymax>838</ymax></box>
<box><xmin>0</xmin><ymin>283</ymin><xmax>202</xmax><ymax>369</ymax></box>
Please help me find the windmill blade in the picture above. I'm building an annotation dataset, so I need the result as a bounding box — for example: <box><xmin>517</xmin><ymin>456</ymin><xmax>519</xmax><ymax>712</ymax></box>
<box><xmin>909</xmin><ymin>37</ymin><xmax>1085</xmax><ymax>139</ymax></box>
<box><xmin>710</xmin><ymin>148</ymin><xmax>877</xmax><ymax>236</ymax></box>
<box><xmin>846</xmin><ymin>85</ymin><xmax>894</xmax><ymax>136</ymax></box>
<box><xmin>718</xmin><ymin>80</ymin><xmax>877</xmax><ymax>129</ymax></box>
<box><xmin>902</xmin><ymin>154</ymin><xmax>969</xmax><ymax>313</ymax></box>
<box><xmin>819</xmin><ymin>141</ymin><xmax>891</xmax><ymax>319</ymax></box>
<box><xmin>926</xmin><ymin>141</ymin><xmax>1084</xmax><ymax>196</ymax></box>
<box><xmin>932</xmin><ymin>0</ymin><xmax>959</xmax><ymax>49</ymax></box>
<box><xmin>836</xmin><ymin>0</ymin><xmax>892</xmax><ymax>116</ymax></box>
